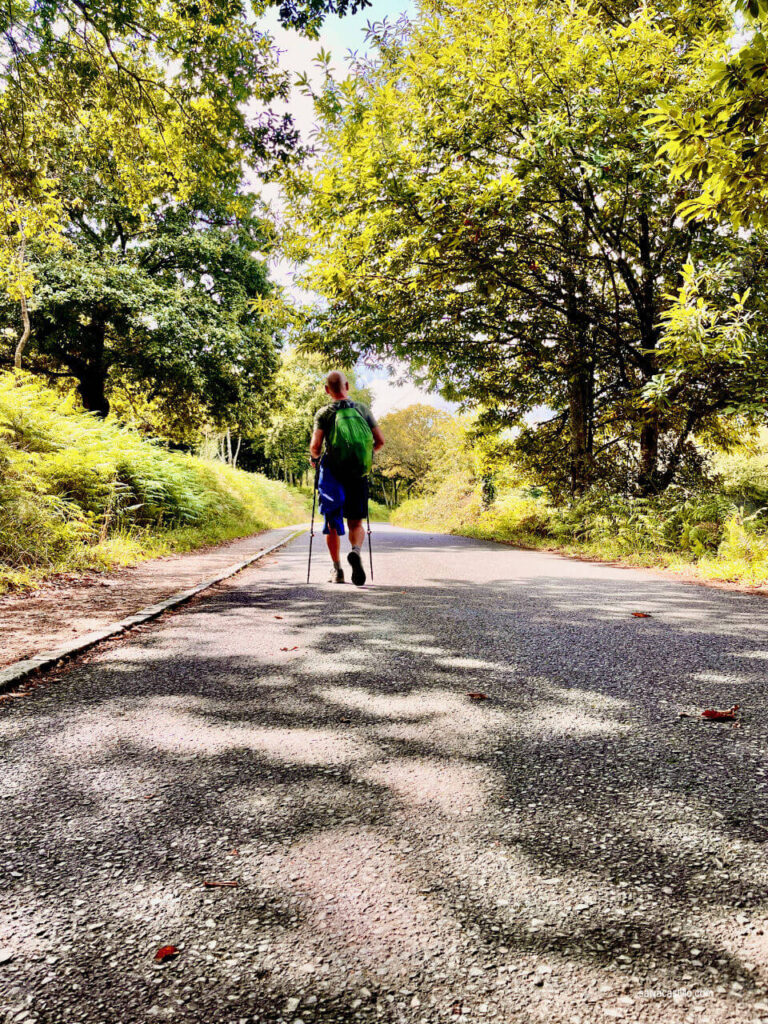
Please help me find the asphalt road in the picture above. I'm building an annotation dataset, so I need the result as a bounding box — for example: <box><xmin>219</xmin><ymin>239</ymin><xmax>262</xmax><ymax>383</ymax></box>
<box><xmin>2</xmin><ymin>525</ymin><xmax>768</xmax><ymax>1024</ymax></box>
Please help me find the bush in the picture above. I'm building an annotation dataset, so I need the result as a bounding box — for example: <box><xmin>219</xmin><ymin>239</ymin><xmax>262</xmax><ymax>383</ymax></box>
<box><xmin>549</xmin><ymin>488</ymin><xmax>737</xmax><ymax>556</ymax></box>
<box><xmin>391</xmin><ymin>465</ymin><xmax>768</xmax><ymax>585</ymax></box>
<box><xmin>0</xmin><ymin>372</ymin><xmax>308</xmax><ymax>590</ymax></box>
<box><xmin>714</xmin><ymin>432</ymin><xmax>768</xmax><ymax>509</ymax></box>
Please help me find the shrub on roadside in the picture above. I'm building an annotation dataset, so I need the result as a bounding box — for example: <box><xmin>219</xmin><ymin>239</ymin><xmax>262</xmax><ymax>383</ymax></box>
<box><xmin>392</xmin><ymin>466</ymin><xmax>768</xmax><ymax>585</ymax></box>
<box><xmin>0</xmin><ymin>372</ymin><xmax>308</xmax><ymax>590</ymax></box>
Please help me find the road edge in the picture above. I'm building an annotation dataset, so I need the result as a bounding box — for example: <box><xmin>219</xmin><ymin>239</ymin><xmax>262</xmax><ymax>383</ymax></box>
<box><xmin>0</xmin><ymin>526</ymin><xmax>305</xmax><ymax>695</ymax></box>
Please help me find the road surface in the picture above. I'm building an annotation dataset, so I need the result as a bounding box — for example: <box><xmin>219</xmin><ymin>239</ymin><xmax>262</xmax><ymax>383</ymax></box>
<box><xmin>1</xmin><ymin>525</ymin><xmax>767</xmax><ymax>1024</ymax></box>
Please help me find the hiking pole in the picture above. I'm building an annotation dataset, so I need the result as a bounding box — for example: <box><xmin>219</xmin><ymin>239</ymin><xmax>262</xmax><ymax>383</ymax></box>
<box><xmin>366</xmin><ymin>513</ymin><xmax>374</xmax><ymax>582</ymax></box>
<box><xmin>307</xmin><ymin>462</ymin><xmax>319</xmax><ymax>584</ymax></box>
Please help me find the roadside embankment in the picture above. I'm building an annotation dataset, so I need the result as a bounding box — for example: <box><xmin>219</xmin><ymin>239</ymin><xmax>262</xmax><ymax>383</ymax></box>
<box><xmin>0</xmin><ymin>372</ymin><xmax>309</xmax><ymax>593</ymax></box>
<box><xmin>391</xmin><ymin>470</ymin><xmax>768</xmax><ymax>590</ymax></box>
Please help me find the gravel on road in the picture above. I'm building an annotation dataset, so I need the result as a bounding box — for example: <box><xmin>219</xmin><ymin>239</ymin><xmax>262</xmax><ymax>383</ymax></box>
<box><xmin>1</xmin><ymin>525</ymin><xmax>767</xmax><ymax>1024</ymax></box>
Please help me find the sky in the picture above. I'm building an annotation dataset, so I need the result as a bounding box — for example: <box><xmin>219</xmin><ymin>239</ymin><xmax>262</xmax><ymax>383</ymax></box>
<box><xmin>259</xmin><ymin>1</ymin><xmax>458</xmax><ymax>419</ymax></box>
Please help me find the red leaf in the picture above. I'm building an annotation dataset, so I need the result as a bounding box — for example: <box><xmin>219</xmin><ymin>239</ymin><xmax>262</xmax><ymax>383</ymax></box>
<box><xmin>280</xmin><ymin>646</ymin><xmax>299</xmax><ymax>651</ymax></box>
<box><xmin>275</xmin><ymin>616</ymin><xmax>283</xmax><ymax>619</ymax></box>
<box><xmin>632</xmin><ymin>612</ymin><xmax>652</xmax><ymax>618</ymax></box>
<box><xmin>701</xmin><ymin>704</ymin><xmax>739</xmax><ymax>720</ymax></box>
<box><xmin>467</xmin><ymin>692</ymin><xmax>487</xmax><ymax>701</ymax></box>
<box><xmin>154</xmin><ymin>945</ymin><xmax>179</xmax><ymax>962</ymax></box>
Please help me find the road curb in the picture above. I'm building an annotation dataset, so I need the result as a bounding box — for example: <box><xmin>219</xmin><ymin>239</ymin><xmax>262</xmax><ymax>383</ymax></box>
<box><xmin>0</xmin><ymin>527</ymin><xmax>305</xmax><ymax>695</ymax></box>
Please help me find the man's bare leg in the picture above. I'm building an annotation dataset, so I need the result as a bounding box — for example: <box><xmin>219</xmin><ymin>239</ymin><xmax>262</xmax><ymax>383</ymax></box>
<box><xmin>347</xmin><ymin>519</ymin><xmax>364</xmax><ymax>548</ymax></box>
<box><xmin>325</xmin><ymin>529</ymin><xmax>344</xmax><ymax>582</ymax></box>
<box><xmin>325</xmin><ymin>528</ymin><xmax>341</xmax><ymax>563</ymax></box>
<box><xmin>346</xmin><ymin>519</ymin><xmax>366</xmax><ymax>585</ymax></box>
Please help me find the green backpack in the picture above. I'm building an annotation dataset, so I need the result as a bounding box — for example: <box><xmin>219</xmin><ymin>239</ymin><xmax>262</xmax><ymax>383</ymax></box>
<box><xmin>329</xmin><ymin>404</ymin><xmax>374</xmax><ymax>478</ymax></box>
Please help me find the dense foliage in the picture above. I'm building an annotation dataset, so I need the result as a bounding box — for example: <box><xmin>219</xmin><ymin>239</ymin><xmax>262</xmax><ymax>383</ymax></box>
<box><xmin>654</xmin><ymin>0</ymin><xmax>768</xmax><ymax>227</ymax></box>
<box><xmin>2</xmin><ymin>172</ymin><xmax>278</xmax><ymax>421</ymax></box>
<box><xmin>373</xmin><ymin>404</ymin><xmax>450</xmax><ymax>505</ymax></box>
<box><xmin>287</xmin><ymin>0</ymin><xmax>768</xmax><ymax>497</ymax></box>
<box><xmin>0</xmin><ymin>372</ymin><xmax>307</xmax><ymax>590</ymax></box>
<box><xmin>391</xmin><ymin>412</ymin><xmax>768</xmax><ymax>585</ymax></box>
<box><xmin>0</xmin><ymin>0</ymin><xmax>370</xmax><ymax>423</ymax></box>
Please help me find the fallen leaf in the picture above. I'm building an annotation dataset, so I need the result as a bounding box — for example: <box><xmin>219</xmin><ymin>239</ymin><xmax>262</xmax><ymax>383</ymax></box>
<box><xmin>631</xmin><ymin>612</ymin><xmax>652</xmax><ymax>618</ymax></box>
<box><xmin>702</xmin><ymin>704</ymin><xmax>739</xmax><ymax>720</ymax></box>
<box><xmin>275</xmin><ymin>615</ymin><xmax>283</xmax><ymax>619</ymax></box>
<box><xmin>154</xmin><ymin>945</ymin><xmax>179</xmax><ymax>962</ymax></box>
<box><xmin>203</xmin><ymin>880</ymin><xmax>238</xmax><ymax>888</ymax></box>
<box><xmin>467</xmin><ymin>692</ymin><xmax>487</xmax><ymax>701</ymax></box>
<box><xmin>229</xmin><ymin>849</ymin><xmax>239</xmax><ymax>856</ymax></box>
<box><xmin>280</xmin><ymin>646</ymin><xmax>299</xmax><ymax>651</ymax></box>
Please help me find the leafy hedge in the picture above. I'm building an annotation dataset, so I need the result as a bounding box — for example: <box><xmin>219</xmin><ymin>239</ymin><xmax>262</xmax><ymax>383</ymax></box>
<box><xmin>0</xmin><ymin>372</ymin><xmax>308</xmax><ymax>590</ymax></box>
<box><xmin>393</xmin><ymin>473</ymin><xmax>768</xmax><ymax>586</ymax></box>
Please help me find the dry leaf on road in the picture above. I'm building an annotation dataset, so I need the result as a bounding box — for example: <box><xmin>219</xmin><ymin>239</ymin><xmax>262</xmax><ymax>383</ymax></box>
<box><xmin>154</xmin><ymin>945</ymin><xmax>179</xmax><ymax>962</ymax></box>
<box><xmin>702</xmin><ymin>704</ymin><xmax>739</xmax><ymax>720</ymax></box>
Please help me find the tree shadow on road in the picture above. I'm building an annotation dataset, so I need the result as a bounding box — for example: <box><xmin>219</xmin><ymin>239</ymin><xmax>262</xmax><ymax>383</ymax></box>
<box><xmin>1</xmin><ymin>534</ymin><xmax>768</xmax><ymax>1023</ymax></box>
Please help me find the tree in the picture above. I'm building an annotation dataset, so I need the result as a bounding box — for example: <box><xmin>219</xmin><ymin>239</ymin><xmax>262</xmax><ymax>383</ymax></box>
<box><xmin>653</xmin><ymin>0</ymin><xmax>768</xmax><ymax>228</ymax></box>
<box><xmin>373</xmin><ymin>404</ymin><xmax>449</xmax><ymax>505</ymax></box>
<box><xmin>0</xmin><ymin>0</ymin><xmax>371</xmax><ymax>313</ymax></box>
<box><xmin>286</xmin><ymin>0</ymin><xmax>768</xmax><ymax>495</ymax></box>
<box><xmin>0</xmin><ymin>157</ymin><xmax>279</xmax><ymax>421</ymax></box>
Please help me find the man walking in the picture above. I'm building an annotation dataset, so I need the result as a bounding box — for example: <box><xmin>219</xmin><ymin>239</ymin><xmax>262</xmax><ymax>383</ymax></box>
<box><xmin>309</xmin><ymin>371</ymin><xmax>385</xmax><ymax>585</ymax></box>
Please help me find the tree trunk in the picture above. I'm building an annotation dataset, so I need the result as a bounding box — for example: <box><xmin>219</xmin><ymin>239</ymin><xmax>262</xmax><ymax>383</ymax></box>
<box><xmin>77</xmin><ymin>369</ymin><xmax>110</xmax><ymax>417</ymax></box>
<box><xmin>638</xmin><ymin>416</ymin><xmax>659</xmax><ymax>495</ymax></box>
<box><xmin>76</xmin><ymin>321</ymin><xmax>110</xmax><ymax>417</ymax></box>
<box><xmin>562</xmin><ymin>233</ymin><xmax>594</xmax><ymax>496</ymax></box>
<box><xmin>568</xmin><ymin>367</ymin><xmax>592</xmax><ymax>495</ymax></box>
<box><xmin>13</xmin><ymin>229</ymin><xmax>30</xmax><ymax>369</ymax></box>
<box><xmin>14</xmin><ymin>293</ymin><xmax>31</xmax><ymax>369</ymax></box>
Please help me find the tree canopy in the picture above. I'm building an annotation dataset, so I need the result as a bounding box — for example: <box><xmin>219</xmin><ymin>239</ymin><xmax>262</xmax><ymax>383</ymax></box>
<box><xmin>286</xmin><ymin>0</ymin><xmax>768</xmax><ymax>496</ymax></box>
<box><xmin>0</xmin><ymin>0</ymin><xmax>372</xmax><ymax>421</ymax></box>
<box><xmin>374</xmin><ymin>404</ymin><xmax>449</xmax><ymax>504</ymax></box>
<box><xmin>653</xmin><ymin>0</ymin><xmax>768</xmax><ymax>228</ymax></box>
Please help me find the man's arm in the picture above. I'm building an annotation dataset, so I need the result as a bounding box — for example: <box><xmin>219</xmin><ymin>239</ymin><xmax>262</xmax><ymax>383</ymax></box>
<box><xmin>309</xmin><ymin>427</ymin><xmax>324</xmax><ymax>464</ymax></box>
<box><xmin>372</xmin><ymin>425</ymin><xmax>385</xmax><ymax>453</ymax></box>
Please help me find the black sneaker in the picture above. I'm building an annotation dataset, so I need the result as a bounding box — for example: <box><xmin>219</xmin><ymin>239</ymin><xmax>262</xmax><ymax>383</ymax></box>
<box><xmin>329</xmin><ymin>565</ymin><xmax>345</xmax><ymax>584</ymax></box>
<box><xmin>347</xmin><ymin>550</ymin><xmax>366</xmax><ymax>586</ymax></box>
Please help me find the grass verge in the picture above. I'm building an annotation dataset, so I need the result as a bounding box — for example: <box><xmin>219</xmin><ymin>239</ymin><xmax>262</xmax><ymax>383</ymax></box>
<box><xmin>0</xmin><ymin>372</ymin><xmax>309</xmax><ymax>593</ymax></box>
<box><xmin>391</xmin><ymin>472</ymin><xmax>768</xmax><ymax>588</ymax></box>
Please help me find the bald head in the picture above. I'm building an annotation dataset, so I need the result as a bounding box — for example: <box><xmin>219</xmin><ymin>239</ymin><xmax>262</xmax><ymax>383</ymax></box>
<box><xmin>325</xmin><ymin>370</ymin><xmax>349</xmax><ymax>400</ymax></box>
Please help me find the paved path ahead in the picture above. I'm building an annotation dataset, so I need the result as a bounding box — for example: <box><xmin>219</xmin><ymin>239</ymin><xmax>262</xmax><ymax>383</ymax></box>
<box><xmin>2</xmin><ymin>526</ymin><xmax>768</xmax><ymax>1024</ymax></box>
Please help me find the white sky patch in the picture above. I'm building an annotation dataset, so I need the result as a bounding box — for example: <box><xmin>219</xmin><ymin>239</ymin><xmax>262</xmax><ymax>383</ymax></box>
<box><xmin>363</xmin><ymin>370</ymin><xmax>457</xmax><ymax>419</ymax></box>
